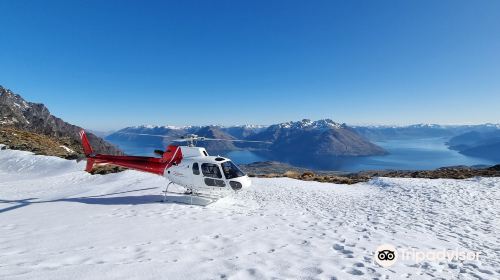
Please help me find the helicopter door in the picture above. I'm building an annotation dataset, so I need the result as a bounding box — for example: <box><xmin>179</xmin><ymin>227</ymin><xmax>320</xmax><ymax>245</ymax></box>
<box><xmin>191</xmin><ymin>162</ymin><xmax>202</xmax><ymax>188</ymax></box>
<box><xmin>200</xmin><ymin>163</ymin><xmax>226</xmax><ymax>188</ymax></box>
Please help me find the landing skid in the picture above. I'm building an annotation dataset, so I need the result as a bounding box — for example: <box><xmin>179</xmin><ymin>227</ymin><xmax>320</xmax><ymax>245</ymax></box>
<box><xmin>161</xmin><ymin>182</ymin><xmax>222</xmax><ymax>206</ymax></box>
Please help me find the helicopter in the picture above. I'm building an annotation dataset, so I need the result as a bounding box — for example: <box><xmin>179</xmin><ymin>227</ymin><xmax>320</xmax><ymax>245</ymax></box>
<box><xmin>79</xmin><ymin>130</ymin><xmax>270</xmax><ymax>204</ymax></box>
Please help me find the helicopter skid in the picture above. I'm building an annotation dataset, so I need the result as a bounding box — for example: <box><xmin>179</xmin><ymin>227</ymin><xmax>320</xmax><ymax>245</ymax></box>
<box><xmin>161</xmin><ymin>183</ymin><xmax>223</xmax><ymax>206</ymax></box>
<box><xmin>161</xmin><ymin>193</ymin><xmax>218</xmax><ymax>206</ymax></box>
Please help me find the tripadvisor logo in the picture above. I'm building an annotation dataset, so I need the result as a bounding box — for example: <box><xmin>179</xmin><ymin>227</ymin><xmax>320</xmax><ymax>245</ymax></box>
<box><xmin>374</xmin><ymin>244</ymin><xmax>397</xmax><ymax>267</ymax></box>
<box><xmin>374</xmin><ymin>244</ymin><xmax>481</xmax><ymax>267</ymax></box>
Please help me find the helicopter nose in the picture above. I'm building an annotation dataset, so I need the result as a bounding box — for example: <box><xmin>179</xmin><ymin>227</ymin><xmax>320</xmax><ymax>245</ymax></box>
<box><xmin>239</xmin><ymin>176</ymin><xmax>252</xmax><ymax>188</ymax></box>
<box><xmin>229</xmin><ymin>176</ymin><xmax>251</xmax><ymax>191</ymax></box>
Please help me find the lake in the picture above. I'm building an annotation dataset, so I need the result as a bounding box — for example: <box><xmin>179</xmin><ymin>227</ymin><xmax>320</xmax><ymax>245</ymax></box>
<box><xmin>107</xmin><ymin>137</ymin><xmax>496</xmax><ymax>172</ymax></box>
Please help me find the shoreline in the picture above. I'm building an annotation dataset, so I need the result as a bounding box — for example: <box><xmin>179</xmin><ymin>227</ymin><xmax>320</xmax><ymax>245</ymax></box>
<box><xmin>240</xmin><ymin>161</ymin><xmax>500</xmax><ymax>184</ymax></box>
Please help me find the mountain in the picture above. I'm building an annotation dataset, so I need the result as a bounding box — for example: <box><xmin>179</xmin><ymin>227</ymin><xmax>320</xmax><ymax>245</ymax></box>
<box><xmin>447</xmin><ymin>130</ymin><xmax>500</xmax><ymax>149</ymax></box>
<box><xmin>353</xmin><ymin>124</ymin><xmax>455</xmax><ymax>141</ymax></box>
<box><xmin>194</xmin><ymin>126</ymin><xmax>237</xmax><ymax>152</ymax></box>
<box><xmin>459</xmin><ymin>143</ymin><xmax>500</xmax><ymax>161</ymax></box>
<box><xmin>88</xmin><ymin>129</ymin><xmax>116</xmax><ymax>138</ymax></box>
<box><xmin>0</xmin><ymin>86</ymin><xmax>121</xmax><ymax>155</ymax></box>
<box><xmin>106</xmin><ymin>125</ymin><xmax>239</xmax><ymax>154</ymax></box>
<box><xmin>106</xmin><ymin>125</ymin><xmax>194</xmax><ymax>155</ymax></box>
<box><xmin>107</xmin><ymin>125</ymin><xmax>191</xmax><ymax>143</ymax></box>
<box><xmin>221</xmin><ymin>125</ymin><xmax>267</xmax><ymax>139</ymax></box>
<box><xmin>447</xmin><ymin>130</ymin><xmax>500</xmax><ymax>161</ymax></box>
<box><xmin>354</xmin><ymin>123</ymin><xmax>500</xmax><ymax>141</ymax></box>
<box><xmin>247</xmin><ymin>119</ymin><xmax>386</xmax><ymax>157</ymax></box>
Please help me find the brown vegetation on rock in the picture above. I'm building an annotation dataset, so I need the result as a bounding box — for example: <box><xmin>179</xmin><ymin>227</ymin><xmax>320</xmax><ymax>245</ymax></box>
<box><xmin>89</xmin><ymin>164</ymin><xmax>128</xmax><ymax>175</ymax></box>
<box><xmin>245</xmin><ymin>163</ymin><xmax>500</xmax><ymax>185</ymax></box>
<box><xmin>0</xmin><ymin>127</ymin><xmax>83</xmax><ymax>159</ymax></box>
<box><xmin>0</xmin><ymin>127</ymin><xmax>127</xmax><ymax>175</ymax></box>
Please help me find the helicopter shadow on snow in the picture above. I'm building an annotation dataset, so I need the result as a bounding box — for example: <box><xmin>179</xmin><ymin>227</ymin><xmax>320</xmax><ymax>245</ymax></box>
<box><xmin>0</xmin><ymin>187</ymin><xmax>213</xmax><ymax>213</ymax></box>
<box><xmin>62</xmin><ymin>193</ymin><xmax>215</xmax><ymax>206</ymax></box>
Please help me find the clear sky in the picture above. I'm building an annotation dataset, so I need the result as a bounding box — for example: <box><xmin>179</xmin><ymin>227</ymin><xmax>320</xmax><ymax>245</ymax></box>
<box><xmin>1</xmin><ymin>0</ymin><xmax>499</xmax><ymax>130</ymax></box>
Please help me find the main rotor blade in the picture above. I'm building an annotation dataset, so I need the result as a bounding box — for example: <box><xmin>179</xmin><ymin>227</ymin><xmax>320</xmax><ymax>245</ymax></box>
<box><xmin>171</xmin><ymin>138</ymin><xmax>191</xmax><ymax>142</ymax></box>
<box><xmin>197</xmin><ymin>138</ymin><xmax>272</xmax><ymax>144</ymax></box>
<box><xmin>116</xmin><ymin>132</ymin><xmax>174</xmax><ymax>138</ymax></box>
<box><xmin>117</xmin><ymin>132</ymin><xmax>272</xmax><ymax>144</ymax></box>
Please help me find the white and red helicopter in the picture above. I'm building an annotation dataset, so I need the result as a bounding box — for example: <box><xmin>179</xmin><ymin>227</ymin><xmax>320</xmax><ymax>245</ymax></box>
<box><xmin>79</xmin><ymin>130</ymin><xmax>268</xmax><ymax>204</ymax></box>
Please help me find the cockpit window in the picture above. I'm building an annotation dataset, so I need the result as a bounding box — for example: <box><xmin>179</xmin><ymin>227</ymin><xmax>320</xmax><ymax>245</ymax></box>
<box><xmin>201</xmin><ymin>163</ymin><xmax>222</xmax><ymax>179</ymax></box>
<box><xmin>221</xmin><ymin>161</ymin><xmax>245</xmax><ymax>179</ymax></box>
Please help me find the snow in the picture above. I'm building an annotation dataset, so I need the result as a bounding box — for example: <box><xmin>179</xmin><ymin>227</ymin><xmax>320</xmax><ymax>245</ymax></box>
<box><xmin>276</xmin><ymin>119</ymin><xmax>345</xmax><ymax>130</ymax></box>
<box><xmin>128</xmin><ymin>124</ymin><xmax>269</xmax><ymax>131</ymax></box>
<box><xmin>232</xmin><ymin>124</ymin><xmax>268</xmax><ymax>129</ymax></box>
<box><xmin>131</xmin><ymin>125</ymin><xmax>196</xmax><ymax>130</ymax></box>
<box><xmin>59</xmin><ymin>145</ymin><xmax>74</xmax><ymax>153</ymax></box>
<box><xmin>0</xmin><ymin>149</ymin><xmax>499</xmax><ymax>280</ymax></box>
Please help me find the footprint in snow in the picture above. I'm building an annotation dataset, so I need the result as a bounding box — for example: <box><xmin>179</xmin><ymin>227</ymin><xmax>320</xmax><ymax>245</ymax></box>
<box><xmin>346</xmin><ymin>268</ymin><xmax>364</xmax><ymax>276</ymax></box>
<box><xmin>333</xmin><ymin>244</ymin><xmax>344</xmax><ymax>251</ymax></box>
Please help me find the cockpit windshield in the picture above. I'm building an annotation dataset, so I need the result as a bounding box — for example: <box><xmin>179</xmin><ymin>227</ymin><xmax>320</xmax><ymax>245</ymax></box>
<box><xmin>221</xmin><ymin>161</ymin><xmax>245</xmax><ymax>179</ymax></box>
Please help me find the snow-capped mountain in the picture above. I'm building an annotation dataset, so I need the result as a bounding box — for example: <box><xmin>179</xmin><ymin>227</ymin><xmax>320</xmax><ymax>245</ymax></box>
<box><xmin>0</xmin><ymin>86</ymin><xmax>121</xmax><ymax>155</ymax></box>
<box><xmin>275</xmin><ymin>119</ymin><xmax>346</xmax><ymax>130</ymax></box>
<box><xmin>246</xmin><ymin>119</ymin><xmax>386</xmax><ymax>157</ymax></box>
<box><xmin>129</xmin><ymin>124</ymin><xmax>200</xmax><ymax>130</ymax></box>
<box><xmin>0</xmin><ymin>87</ymin><xmax>32</xmax><ymax>126</ymax></box>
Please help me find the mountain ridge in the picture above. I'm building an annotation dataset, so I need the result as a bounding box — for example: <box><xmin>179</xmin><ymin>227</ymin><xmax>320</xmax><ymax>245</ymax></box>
<box><xmin>0</xmin><ymin>85</ymin><xmax>122</xmax><ymax>155</ymax></box>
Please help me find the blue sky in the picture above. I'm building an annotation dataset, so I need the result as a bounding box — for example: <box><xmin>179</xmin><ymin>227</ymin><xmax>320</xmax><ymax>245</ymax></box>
<box><xmin>1</xmin><ymin>0</ymin><xmax>499</xmax><ymax>130</ymax></box>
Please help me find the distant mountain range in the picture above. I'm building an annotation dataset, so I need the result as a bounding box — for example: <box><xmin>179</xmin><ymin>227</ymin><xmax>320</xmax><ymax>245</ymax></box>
<box><xmin>107</xmin><ymin>119</ymin><xmax>387</xmax><ymax>160</ymax></box>
<box><xmin>354</xmin><ymin>124</ymin><xmax>500</xmax><ymax>161</ymax></box>
<box><xmin>107</xmin><ymin>121</ymin><xmax>500</xmax><ymax>164</ymax></box>
<box><xmin>352</xmin><ymin>123</ymin><xmax>500</xmax><ymax>141</ymax></box>
<box><xmin>0</xmin><ymin>86</ymin><xmax>121</xmax><ymax>155</ymax></box>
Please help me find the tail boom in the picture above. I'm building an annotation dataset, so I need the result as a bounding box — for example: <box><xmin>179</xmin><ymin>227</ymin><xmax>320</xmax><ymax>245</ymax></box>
<box><xmin>79</xmin><ymin>129</ymin><xmax>183</xmax><ymax>175</ymax></box>
<box><xmin>88</xmin><ymin>155</ymin><xmax>170</xmax><ymax>175</ymax></box>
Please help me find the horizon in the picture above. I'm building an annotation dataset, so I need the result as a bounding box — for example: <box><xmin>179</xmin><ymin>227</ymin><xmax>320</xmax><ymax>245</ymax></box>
<box><xmin>97</xmin><ymin>120</ymin><xmax>500</xmax><ymax>133</ymax></box>
<box><xmin>1</xmin><ymin>1</ymin><xmax>499</xmax><ymax>130</ymax></box>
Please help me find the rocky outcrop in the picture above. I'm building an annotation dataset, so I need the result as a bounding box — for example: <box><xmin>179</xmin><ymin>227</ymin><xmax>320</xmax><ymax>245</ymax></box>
<box><xmin>0</xmin><ymin>127</ymin><xmax>81</xmax><ymax>159</ymax></box>
<box><xmin>0</xmin><ymin>86</ymin><xmax>122</xmax><ymax>155</ymax></box>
